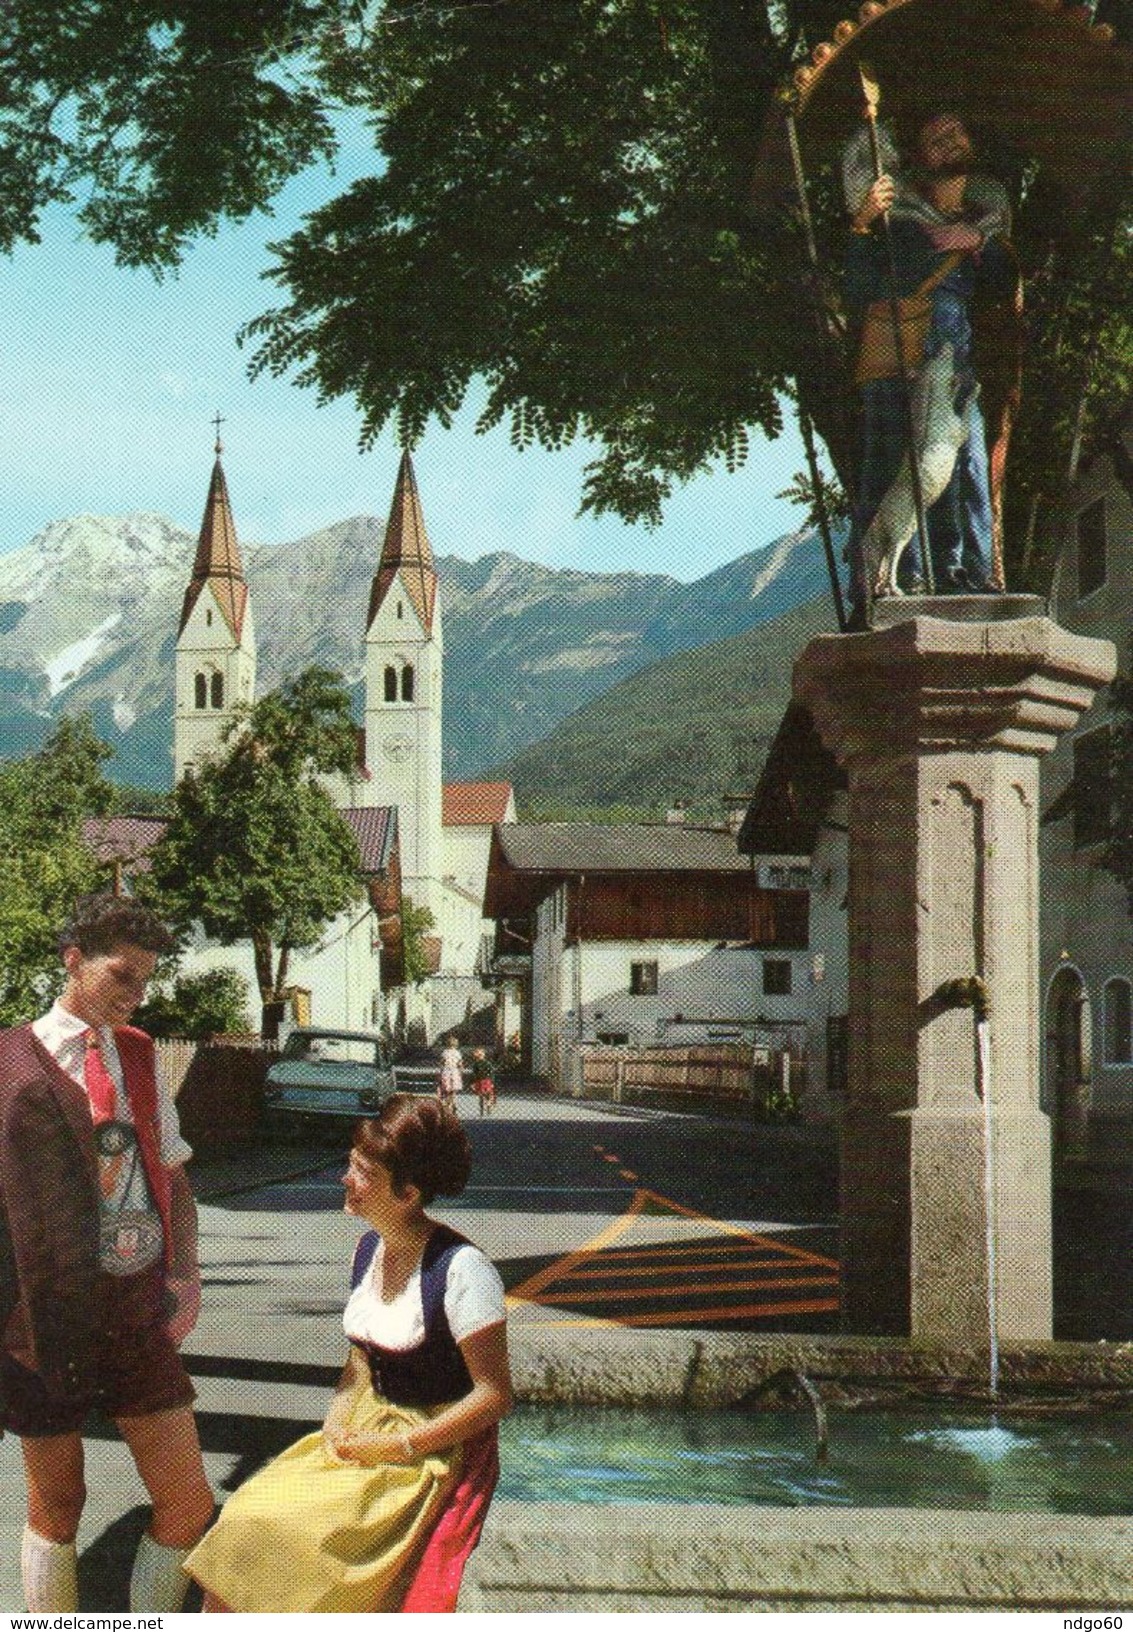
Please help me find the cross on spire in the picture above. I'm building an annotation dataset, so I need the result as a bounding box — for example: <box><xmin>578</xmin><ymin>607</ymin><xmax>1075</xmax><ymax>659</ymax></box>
<box><xmin>212</xmin><ymin>410</ymin><xmax>226</xmax><ymax>455</ymax></box>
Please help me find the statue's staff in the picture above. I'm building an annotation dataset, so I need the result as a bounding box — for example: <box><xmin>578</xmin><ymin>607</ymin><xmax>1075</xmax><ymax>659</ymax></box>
<box><xmin>858</xmin><ymin>63</ymin><xmax>934</xmax><ymax>595</ymax></box>
<box><xmin>781</xmin><ymin>102</ymin><xmax>849</xmax><ymax>633</ymax></box>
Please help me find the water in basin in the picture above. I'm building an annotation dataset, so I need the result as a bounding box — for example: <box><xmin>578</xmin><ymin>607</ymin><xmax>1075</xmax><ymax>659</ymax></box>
<box><xmin>497</xmin><ymin>1405</ymin><xmax>1133</xmax><ymax>1513</ymax></box>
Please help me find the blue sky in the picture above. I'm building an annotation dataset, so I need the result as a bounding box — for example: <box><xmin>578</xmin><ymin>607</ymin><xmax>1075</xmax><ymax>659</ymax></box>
<box><xmin>0</xmin><ymin>112</ymin><xmax>810</xmax><ymax>583</ymax></box>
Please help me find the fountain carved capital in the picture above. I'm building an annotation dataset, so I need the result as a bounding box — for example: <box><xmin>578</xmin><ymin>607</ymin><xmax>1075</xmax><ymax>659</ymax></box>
<box><xmin>794</xmin><ymin>613</ymin><xmax>1116</xmax><ymax>765</ymax></box>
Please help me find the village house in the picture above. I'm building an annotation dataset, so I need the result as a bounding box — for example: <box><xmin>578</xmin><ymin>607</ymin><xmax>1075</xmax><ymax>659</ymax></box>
<box><xmin>1037</xmin><ymin>402</ymin><xmax>1133</xmax><ymax>1158</ymax></box>
<box><xmin>482</xmin><ymin>821</ymin><xmax>810</xmax><ymax>1093</ymax></box>
<box><xmin>83</xmin><ymin>802</ymin><xmax>405</xmax><ymax>1032</ymax></box>
<box><xmin>736</xmin><ymin>703</ymin><xmax>847</xmax><ymax>1123</ymax></box>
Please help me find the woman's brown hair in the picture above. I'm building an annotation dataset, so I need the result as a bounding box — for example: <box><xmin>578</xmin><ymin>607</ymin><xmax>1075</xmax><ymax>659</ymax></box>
<box><xmin>353</xmin><ymin>1094</ymin><xmax>471</xmax><ymax>1205</ymax></box>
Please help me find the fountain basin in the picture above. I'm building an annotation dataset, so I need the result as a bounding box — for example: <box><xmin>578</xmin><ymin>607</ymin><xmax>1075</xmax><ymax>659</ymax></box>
<box><xmin>458</xmin><ymin>1326</ymin><xmax>1133</xmax><ymax>1611</ymax></box>
<box><xmin>463</xmin><ymin>1501</ymin><xmax>1133</xmax><ymax>1612</ymax></box>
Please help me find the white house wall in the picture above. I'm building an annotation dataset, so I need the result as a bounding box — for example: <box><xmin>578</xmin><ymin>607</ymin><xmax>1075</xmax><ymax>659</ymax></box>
<box><xmin>803</xmin><ymin>794</ymin><xmax>850</xmax><ymax>1123</ymax></box>
<box><xmin>530</xmin><ymin>884</ymin><xmax>808</xmax><ymax>1085</ymax></box>
<box><xmin>178</xmin><ymin>898</ymin><xmax>383</xmax><ymax>1036</ymax></box>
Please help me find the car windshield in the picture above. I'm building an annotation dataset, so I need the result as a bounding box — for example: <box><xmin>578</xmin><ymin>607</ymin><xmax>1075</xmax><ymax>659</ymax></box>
<box><xmin>281</xmin><ymin>1034</ymin><xmax>384</xmax><ymax>1066</ymax></box>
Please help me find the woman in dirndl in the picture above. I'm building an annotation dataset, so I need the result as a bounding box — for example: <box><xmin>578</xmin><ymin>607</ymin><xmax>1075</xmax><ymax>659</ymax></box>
<box><xmin>185</xmin><ymin>1095</ymin><xmax>511</xmax><ymax>1613</ymax></box>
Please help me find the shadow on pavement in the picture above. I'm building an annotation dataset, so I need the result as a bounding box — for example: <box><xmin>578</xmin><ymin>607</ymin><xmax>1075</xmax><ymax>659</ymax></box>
<box><xmin>77</xmin><ymin>1507</ymin><xmax>203</xmax><ymax>1613</ymax></box>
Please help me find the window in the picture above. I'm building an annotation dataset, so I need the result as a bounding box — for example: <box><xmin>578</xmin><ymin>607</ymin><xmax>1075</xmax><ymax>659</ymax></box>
<box><xmin>1077</xmin><ymin>498</ymin><xmax>1107</xmax><ymax>600</ymax></box>
<box><xmin>397</xmin><ymin>601</ymin><xmax>404</xmax><ymax>619</ymax></box>
<box><xmin>763</xmin><ymin>959</ymin><xmax>792</xmax><ymax>996</ymax></box>
<box><xmin>206</xmin><ymin>609</ymin><xmax>213</xmax><ymax>627</ymax></box>
<box><xmin>194</xmin><ymin>673</ymin><xmax>207</xmax><ymax>709</ymax></box>
<box><xmin>210</xmin><ymin>671</ymin><xmax>224</xmax><ymax>709</ymax></box>
<box><xmin>401</xmin><ymin>664</ymin><xmax>415</xmax><ymax>702</ymax></box>
<box><xmin>1072</xmin><ymin>727</ymin><xmax>1113</xmax><ymax>849</ymax></box>
<box><xmin>629</xmin><ymin>960</ymin><xmax>658</xmax><ymax>996</ymax></box>
<box><xmin>384</xmin><ymin>665</ymin><xmax>398</xmax><ymax>703</ymax></box>
<box><xmin>1104</xmin><ymin>979</ymin><xmax>1132</xmax><ymax>1065</ymax></box>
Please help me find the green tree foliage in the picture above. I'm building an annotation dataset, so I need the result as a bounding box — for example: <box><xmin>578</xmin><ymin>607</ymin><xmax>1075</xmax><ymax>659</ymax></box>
<box><xmin>143</xmin><ymin>667</ymin><xmax>363</xmax><ymax>1033</ymax></box>
<box><xmin>135</xmin><ymin>967</ymin><xmax>253</xmax><ymax>1039</ymax></box>
<box><xmin>400</xmin><ymin>897</ymin><xmax>436</xmax><ymax>988</ymax></box>
<box><xmin>0</xmin><ymin>714</ymin><xmax>117</xmax><ymax>1024</ymax></box>
<box><xmin>1</xmin><ymin>2</ymin><xmax>1129</xmax><ymax>584</ymax></box>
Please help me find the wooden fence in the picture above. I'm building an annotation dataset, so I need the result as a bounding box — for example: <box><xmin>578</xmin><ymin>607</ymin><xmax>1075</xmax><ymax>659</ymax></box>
<box><xmin>579</xmin><ymin>1045</ymin><xmax>803</xmax><ymax>1120</ymax></box>
<box><xmin>157</xmin><ymin>1035</ymin><xmax>279</xmax><ymax>1151</ymax></box>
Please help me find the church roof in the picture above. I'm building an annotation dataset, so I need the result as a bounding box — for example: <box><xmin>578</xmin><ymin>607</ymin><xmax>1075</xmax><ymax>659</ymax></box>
<box><xmin>367</xmin><ymin>451</ymin><xmax>438</xmax><ymax>634</ymax></box>
<box><xmin>178</xmin><ymin>452</ymin><xmax>249</xmax><ymax>640</ymax></box>
<box><xmin>443</xmin><ymin>781</ymin><xmax>515</xmax><ymax>826</ymax></box>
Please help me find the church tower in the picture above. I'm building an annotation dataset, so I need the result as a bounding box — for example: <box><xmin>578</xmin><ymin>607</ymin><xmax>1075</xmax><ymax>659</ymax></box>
<box><xmin>364</xmin><ymin>452</ymin><xmax>444</xmax><ymax>925</ymax></box>
<box><xmin>174</xmin><ymin>432</ymin><xmax>256</xmax><ymax>783</ymax></box>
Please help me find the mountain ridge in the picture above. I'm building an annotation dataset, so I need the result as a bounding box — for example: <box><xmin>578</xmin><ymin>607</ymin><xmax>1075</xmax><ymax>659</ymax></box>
<box><xmin>0</xmin><ymin>510</ymin><xmax>840</xmax><ymax>798</ymax></box>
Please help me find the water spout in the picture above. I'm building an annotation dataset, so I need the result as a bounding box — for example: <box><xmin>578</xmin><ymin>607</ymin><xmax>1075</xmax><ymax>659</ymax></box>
<box><xmin>742</xmin><ymin>1368</ymin><xmax>829</xmax><ymax>1464</ymax></box>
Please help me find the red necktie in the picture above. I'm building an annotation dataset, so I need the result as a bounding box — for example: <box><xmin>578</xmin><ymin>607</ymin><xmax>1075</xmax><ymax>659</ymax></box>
<box><xmin>83</xmin><ymin>1029</ymin><xmax>117</xmax><ymax>1123</ymax></box>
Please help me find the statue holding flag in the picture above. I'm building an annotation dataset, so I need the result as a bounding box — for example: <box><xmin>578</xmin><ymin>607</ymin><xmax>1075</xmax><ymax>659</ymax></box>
<box><xmin>842</xmin><ymin>96</ymin><xmax>1022</xmax><ymax>619</ymax></box>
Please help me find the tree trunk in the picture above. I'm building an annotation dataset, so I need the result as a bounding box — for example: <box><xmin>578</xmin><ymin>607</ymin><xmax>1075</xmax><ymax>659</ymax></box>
<box><xmin>252</xmin><ymin>929</ymin><xmax>279</xmax><ymax>1039</ymax></box>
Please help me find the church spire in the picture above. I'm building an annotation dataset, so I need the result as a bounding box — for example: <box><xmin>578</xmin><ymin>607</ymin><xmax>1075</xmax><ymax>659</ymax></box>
<box><xmin>367</xmin><ymin>450</ymin><xmax>438</xmax><ymax>634</ymax></box>
<box><xmin>178</xmin><ymin>422</ymin><xmax>249</xmax><ymax>640</ymax></box>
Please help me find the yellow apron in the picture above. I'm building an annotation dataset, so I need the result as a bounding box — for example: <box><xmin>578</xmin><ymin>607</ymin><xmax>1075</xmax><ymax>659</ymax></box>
<box><xmin>186</xmin><ymin>1388</ymin><xmax>462</xmax><ymax>1613</ymax></box>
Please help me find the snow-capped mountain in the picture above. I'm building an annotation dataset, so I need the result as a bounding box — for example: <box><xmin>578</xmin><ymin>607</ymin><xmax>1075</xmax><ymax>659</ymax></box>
<box><xmin>0</xmin><ymin>511</ymin><xmax>835</xmax><ymax>790</ymax></box>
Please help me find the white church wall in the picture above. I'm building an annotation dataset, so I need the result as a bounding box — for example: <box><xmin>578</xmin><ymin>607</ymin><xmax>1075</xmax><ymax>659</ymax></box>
<box><xmin>174</xmin><ymin>582</ymin><xmax>256</xmax><ymax>781</ymax></box>
<box><xmin>364</xmin><ymin>580</ymin><xmax>444</xmax><ymax>924</ymax></box>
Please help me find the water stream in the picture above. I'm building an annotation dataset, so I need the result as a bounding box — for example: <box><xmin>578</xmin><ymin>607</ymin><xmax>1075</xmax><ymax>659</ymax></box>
<box><xmin>977</xmin><ymin>1017</ymin><xmax>1000</xmax><ymax>1400</ymax></box>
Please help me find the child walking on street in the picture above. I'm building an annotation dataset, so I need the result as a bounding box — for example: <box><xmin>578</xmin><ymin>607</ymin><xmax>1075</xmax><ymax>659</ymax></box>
<box><xmin>438</xmin><ymin>1036</ymin><xmax>463</xmax><ymax>1109</ymax></box>
<box><xmin>470</xmin><ymin>1049</ymin><xmax>496</xmax><ymax>1116</ymax></box>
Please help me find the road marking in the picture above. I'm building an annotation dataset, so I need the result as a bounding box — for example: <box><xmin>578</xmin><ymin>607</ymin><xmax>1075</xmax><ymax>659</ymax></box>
<box><xmin>507</xmin><ymin>1186</ymin><xmax>839</xmax><ymax>1327</ymax></box>
<box><xmin>466</xmin><ymin>1185</ymin><xmax>633</xmax><ymax>1194</ymax></box>
<box><xmin>565</xmin><ymin>1256</ymin><xmax>836</xmax><ymax>1281</ymax></box>
<box><xmin>542</xmin><ymin>1274</ymin><xmax>838</xmax><ymax>1303</ymax></box>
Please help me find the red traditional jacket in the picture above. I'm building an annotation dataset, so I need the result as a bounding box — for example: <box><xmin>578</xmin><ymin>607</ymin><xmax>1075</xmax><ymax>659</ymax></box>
<box><xmin>0</xmin><ymin>1023</ymin><xmax>173</xmax><ymax>1402</ymax></box>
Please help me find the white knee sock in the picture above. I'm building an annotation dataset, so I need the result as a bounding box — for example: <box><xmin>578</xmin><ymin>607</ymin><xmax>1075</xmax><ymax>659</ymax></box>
<box><xmin>21</xmin><ymin>1526</ymin><xmax>78</xmax><ymax>1611</ymax></box>
<box><xmin>129</xmin><ymin>1532</ymin><xmax>190</xmax><ymax>1612</ymax></box>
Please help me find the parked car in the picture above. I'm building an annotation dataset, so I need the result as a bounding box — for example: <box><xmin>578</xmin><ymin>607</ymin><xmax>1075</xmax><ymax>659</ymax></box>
<box><xmin>263</xmin><ymin>1028</ymin><xmax>395</xmax><ymax>1136</ymax></box>
<box><xmin>390</xmin><ymin>1045</ymin><xmax>475</xmax><ymax>1095</ymax></box>
<box><xmin>390</xmin><ymin>1044</ymin><xmax>447</xmax><ymax>1096</ymax></box>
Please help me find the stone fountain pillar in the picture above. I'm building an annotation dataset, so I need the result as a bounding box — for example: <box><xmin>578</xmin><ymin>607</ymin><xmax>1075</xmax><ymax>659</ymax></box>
<box><xmin>794</xmin><ymin>600</ymin><xmax>1115</xmax><ymax>1341</ymax></box>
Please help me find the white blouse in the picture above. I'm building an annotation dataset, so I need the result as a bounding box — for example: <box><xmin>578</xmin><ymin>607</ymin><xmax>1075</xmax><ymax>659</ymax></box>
<box><xmin>343</xmin><ymin>1237</ymin><xmax>506</xmax><ymax>1353</ymax></box>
